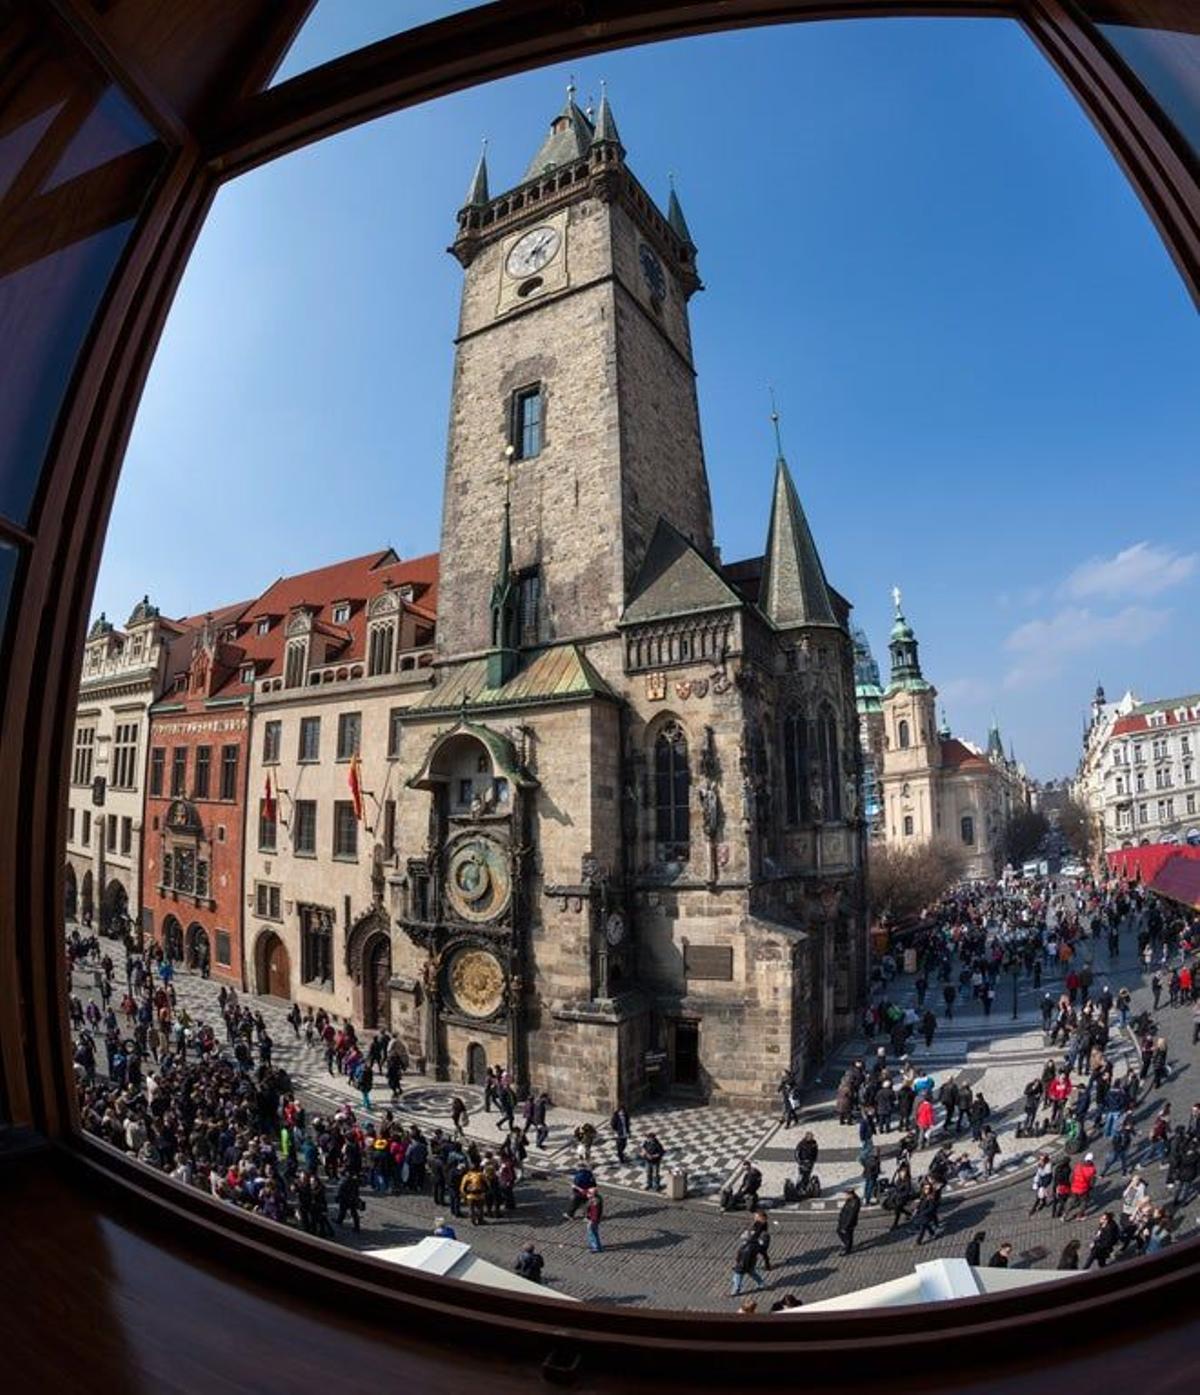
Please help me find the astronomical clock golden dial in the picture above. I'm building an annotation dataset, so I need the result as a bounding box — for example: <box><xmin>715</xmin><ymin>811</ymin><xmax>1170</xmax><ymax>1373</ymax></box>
<box><xmin>445</xmin><ymin>835</ymin><xmax>511</xmax><ymax>922</ymax></box>
<box><xmin>447</xmin><ymin>947</ymin><xmax>505</xmax><ymax>1019</ymax></box>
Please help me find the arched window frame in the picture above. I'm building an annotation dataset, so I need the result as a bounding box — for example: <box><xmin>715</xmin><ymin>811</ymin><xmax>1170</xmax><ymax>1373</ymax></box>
<box><xmin>653</xmin><ymin>720</ymin><xmax>690</xmax><ymax>862</ymax></box>
<box><xmin>898</xmin><ymin>718</ymin><xmax>910</xmax><ymax>749</ymax></box>
<box><xmin>782</xmin><ymin>707</ymin><xmax>809</xmax><ymax>825</ymax></box>
<box><xmin>819</xmin><ymin>703</ymin><xmax>841</xmax><ymax>823</ymax></box>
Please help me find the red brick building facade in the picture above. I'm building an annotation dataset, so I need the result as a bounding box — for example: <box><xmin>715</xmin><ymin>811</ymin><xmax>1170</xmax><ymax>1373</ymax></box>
<box><xmin>142</xmin><ymin>603</ymin><xmax>252</xmax><ymax>983</ymax></box>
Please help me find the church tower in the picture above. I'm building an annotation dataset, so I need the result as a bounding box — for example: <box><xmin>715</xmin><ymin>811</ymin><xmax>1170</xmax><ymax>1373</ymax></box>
<box><xmin>880</xmin><ymin>590</ymin><xmax>940</xmax><ymax>843</ymax></box>
<box><xmin>436</xmin><ymin>88</ymin><xmax>715</xmax><ymax>658</ymax></box>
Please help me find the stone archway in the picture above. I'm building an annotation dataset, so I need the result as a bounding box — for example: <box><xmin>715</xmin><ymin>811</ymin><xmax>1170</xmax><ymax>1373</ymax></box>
<box><xmin>256</xmin><ymin>929</ymin><xmax>290</xmax><ymax>999</ymax></box>
<box><xmin>466</xmin><ymin>1041</ymin><xmax>487</xmax><ymax>1085</ymax></box>
<box><xmin>64</xmin><ymin>864</ymin><xmax>77</xmax><ymax>922</ymax></box>
<box><xmin>363</xmin><ymin>933</ymin><xmax>391</xmax><ymax>1030</ymax></box>
<box><xmin>187</xmin><ymin>922</ymin><xmax>210</xmax><ymax>970</ymax></box>
<box><xmin>101</xmin><ymin>879</ymin><xmax>128</xmax><ymax>936</ymax></box>
<box><xmin>162</xmin><ymin>914</ymin><xmax>183</xmax><ymax>961</ymax></box>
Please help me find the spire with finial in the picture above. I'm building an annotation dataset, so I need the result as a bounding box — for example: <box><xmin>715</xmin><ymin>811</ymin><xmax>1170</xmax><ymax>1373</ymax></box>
<box><xmin>666</xmin><ymin>170</ymin><xmax>695</xmax><ymax>249</ymax></box>
<box><xmin>886</xmin><ymin>587</ymin><xmax>931</xmax><ymax>693</ymax></box>
<box><xmin>769</xmin><ymin>385</ymin><xmax>784</xmax><ymax>460</ymax></box>
<box><xmin>463</xmin><ymin>138</ymin><xmax>489</xmax><ymax>207</ymax></box>
<box><xmin>522</xmin><ymin>81</ymin><xmax>595</xmax><ymax>180</ymax></box>
<box><xmin>591</xmin><ymin>78</ymin><xmax>623</xmax><ymax>152</ymax></box>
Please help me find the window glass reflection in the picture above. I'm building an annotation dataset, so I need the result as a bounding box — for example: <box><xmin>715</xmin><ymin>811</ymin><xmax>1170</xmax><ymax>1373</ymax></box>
<box><xmin>1098</xmin><ymin>24</ymin><xmax>1200</xmax><ymax>160</ymax></box>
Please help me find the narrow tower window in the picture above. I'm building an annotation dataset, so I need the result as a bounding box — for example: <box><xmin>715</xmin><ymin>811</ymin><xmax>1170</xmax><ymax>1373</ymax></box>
<box><xmin>511</xmin><ymin>385</ymin><xmax>543</xmax><ymax>460</ymax></box>
<box><xmin>782</xmin><ymin>709</ymin><xmax>809</xmax><ymax>825</ymax></box>
<box><xmin>654</xmin><ymin>722</ymin><xmax>690</xmax><ymax>861</ymax></box>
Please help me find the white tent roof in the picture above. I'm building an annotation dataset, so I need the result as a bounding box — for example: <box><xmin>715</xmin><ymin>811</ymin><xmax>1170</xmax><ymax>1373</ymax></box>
<box><xmin>786</xmin><ymin>1259</ymin><xmax>1068</xmax><ymax>1313</ymax></box>
<box><xmin>368</xmin><ymin>1237</ymin><xmax>577</xmax><ymax>1301</ymax></box>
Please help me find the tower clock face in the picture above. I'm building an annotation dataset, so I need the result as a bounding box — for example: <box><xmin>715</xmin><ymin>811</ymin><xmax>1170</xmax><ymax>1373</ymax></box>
<box><xmin>639</xmin><ymin>243</ymin><xmax>666</xmax><ymax>302</ymax></box>
<box><xmin>506</xmin><ymin>226</ymin><xmax>561</xmax><ymax>278</ymax></box>
<box><xmin>605</xmin><ymin>912</ymin><xmax>627</xmax><ymax>947</ymax></box>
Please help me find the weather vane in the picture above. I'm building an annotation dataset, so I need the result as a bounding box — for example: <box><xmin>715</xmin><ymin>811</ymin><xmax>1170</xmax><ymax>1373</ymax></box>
<box><xmin>892</xmin><ymin>585</ymin><xmax>903</xmax><ymax>613</ymax></box>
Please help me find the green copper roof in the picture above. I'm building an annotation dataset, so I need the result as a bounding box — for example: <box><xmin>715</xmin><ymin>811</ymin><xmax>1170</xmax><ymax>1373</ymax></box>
<box><xmin>759</xmin><ymin>456</ymin><xmax>838</xmax><ymax>630</ymax></box>
<box><xmin>405</xmin><ymin>644</ymin><xmax>616</xmax><ymax>716</ymax></box>
<box><xmin>407</xmin><ymin>718</ymin><xmax>537</xmax><ymax>791</ymax></box>
<box><xmin>622</xmin><ymin>517</ymin><xmax>742</xmax><ymax>624</ymax></box>
<box><xmin>523</xmin><ymin>97</ymin><xmax>595</xmax><ymax>180</ymax></box>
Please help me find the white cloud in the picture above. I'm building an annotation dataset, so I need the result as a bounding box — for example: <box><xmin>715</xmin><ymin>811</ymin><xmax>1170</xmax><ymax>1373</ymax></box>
<box><xmin>1003</xmin><ymin>604</ymin><xmax>1169</xmax><ymax>689</ymax></box>
<box><xmin>940</xmin><ymin>676</ymin><xmax>991</xmax><ymax>704</ymax></box>
<box><xmin>1062</xmin><ymin>542</ymin><xmax>1197</xmax><ymax>601</ymax></box>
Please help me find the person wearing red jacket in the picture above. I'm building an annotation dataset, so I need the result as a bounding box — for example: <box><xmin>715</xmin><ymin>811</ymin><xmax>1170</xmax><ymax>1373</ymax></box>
<box><xmin>915</xmin><ymin>1094</ymin><xmax>936</xmax><ymax>1149</ymax></box>
<box><xmin>1063</xmin><ymin>1153</ymin><xmax>1097</xmax><ymax>1220</ymax></box>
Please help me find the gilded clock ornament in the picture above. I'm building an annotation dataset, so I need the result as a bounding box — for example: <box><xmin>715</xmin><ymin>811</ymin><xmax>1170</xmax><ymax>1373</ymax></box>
<box><xmin>506</xmin><ymin>226</ymin><xmax>561</xmax><ymax>277</ymax></box>
<box><xmin>445</xmin><ymin>835</ymin><xmax>511</xmax><ymax>922</ymax></box>
<box><xmin>448</xmin><ymin>948</ymin><xmax>505</xmax><ymax>1019</ymax></box>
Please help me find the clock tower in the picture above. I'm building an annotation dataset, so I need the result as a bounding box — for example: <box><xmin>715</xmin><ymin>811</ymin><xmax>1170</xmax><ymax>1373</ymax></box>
<box><xmin>436</xmin><ymin>89</ymin><xmax>715</xmax><ymax>659</ymax></box>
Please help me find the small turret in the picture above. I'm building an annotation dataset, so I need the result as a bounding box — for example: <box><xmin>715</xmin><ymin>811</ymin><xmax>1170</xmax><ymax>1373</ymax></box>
<box><xmin>463</xmin><ymin>142</ymin><xmax>489</xmax><ymax>207</ymax></box>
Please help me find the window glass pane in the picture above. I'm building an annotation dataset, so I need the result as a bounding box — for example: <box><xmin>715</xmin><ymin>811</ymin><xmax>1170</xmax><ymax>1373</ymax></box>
<box><xmin>271</xmin><ymin>2</ymin><xmax>483</xmax><ymax>87</ymax></box>
<box><xmin>0</xmin><ymin>9</ymin><xmax>165</xmax><ymax>526</ymax></box>
<box><xmin>1097</xmin><ymin>22</ymin><xmax>1200</xmax><ymax>162</ymax></box>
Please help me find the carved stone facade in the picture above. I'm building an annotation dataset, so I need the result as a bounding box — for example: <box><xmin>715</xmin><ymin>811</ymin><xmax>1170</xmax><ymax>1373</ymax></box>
<box><xmin>379</xmin><ymin>94</ymin><xmax>868</xmax><ymax>1110</ymax></box>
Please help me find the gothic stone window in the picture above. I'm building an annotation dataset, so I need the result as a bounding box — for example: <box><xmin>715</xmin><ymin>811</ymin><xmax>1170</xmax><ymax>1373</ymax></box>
<box><xmin>284</xmin><ymin>641</ymin><xmax>306</xmax><ymax>690</ymax></box>
<box><xmin>654</xmin><ymin>721</ymin><xmax>690</xmax><ymax>861</ymax></box>
<box><xmin>300</xmin><ymin>904</ymin><xmax>334</xmax><ymax>986</ymax></box>
<box><xmin>819</xmin><ymin>705</ymin><xmax>841</xmax><ymax>822</ymax></box>
<box><xmin>510</xmin><ymin>384</ymin><xmax>543</xmax><ymax>460</ymax></box>
<box><xmin>518</xmin><ymin>567</ymin><xmax>541</xmax><ymax>646</ymax></box>
<box><xmin>368</xmin><ymin>622</ymin><xmax>395</xmax><ymax>677</ymax></box>
<box><xmin>783</xmin><ymin>709</ymin><xmax>809</xmax><ymax>825</ymax></box>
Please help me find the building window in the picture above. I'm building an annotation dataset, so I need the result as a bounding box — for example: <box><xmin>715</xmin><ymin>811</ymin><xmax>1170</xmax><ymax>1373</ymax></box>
<box><xmin>111</xmin><ymin>722</ymin><xmax>139</xmax><ymax>789</ymax></box>
<box><xmin>1136</xmin><ymin>772</ymin><xmax>1146</xmax><ymax>793</ymax></box>
<box><xmin>511</xmin><ymin>384</ymin><xmax>543</xmax><ymax>460</ymax></box>
<box><xmin>215</xmin><ymin>930</ymin><xmax>232</xmax><ymax>966</ymax></box>
<box><xmin>150</xmin><ymin>748</ymin><xmax>165</xmax><ymax>797</ymax></box>
<box><xmin>388</xmin><ymin>708</ymin><xmax>403</xmax><ymax>760</ymax></box>
<box><xmin>174</xmin><ymin>848</ymin><xmax>196</xmax><ymax>894</ymax></box>
<box><xmin>257</xmin><ymin>618</ymin><xmax>271</xmax><ymax>636</ymax></box>
<box><xmin>259</xmin><ymin>798</ymin><xmax>277</xmax><ymax>852</ymax></box>
<box><xmin>171</xmin><ymin>748</ymin><xmax>187</xmax><ymax>797</ymax></box>
<box><xmin>194</xmin><ymin>745</ymin><xmax>211</xmax><ymax>799</ymax></box>
<box><xmin>255</xmin><ymin>882</ymin><xmax>281</xmax><ymax>919</ymax></box>
<box><xmin>1138</xmin><ymin>803</ymin><xmax>1149</xmax><ymax>824</ymax></box>
<box><xmin>67</xmin><ymin>807</ymin><xmax>76</xmax><ymax>844</ymax></box>
<box><xmin>333</xmin><ymin>800</ymin><xmax>358</xmax><ymax>859</ymax></box>
<box><xmin>300</xmin><ymin>904</ymin><xmax>333</xmax><ymax>986</ymax></box>
<box><xmin>819</xmin><ymin>706</ymin><xmax>841</xmax><ymax>821</ymax></box>
<box><xmin>120</xmin><ymin>816</ymin><xmax>132</xmax><ymax>857</ymax></box>
<box><xmin>782</xmin><ymin>709</ymin><xmax>809</xmax><ymax>825</ymax></box>
<box><xmin>263</xmin><ymin>720</ymin><xmax>281</xmax><ymax>764</ymax></box>
<box><xmin>336</xmin><ymin>711</ymin><xmax>361</xmax><ymax>761</ymax></box>
<box><xmin>518</xmin><ymin>567</ymin><xmax>542</xmax><ymax>647</ymax></box>
<box><xmin>106</xmin><ymin>814</ymin><xmax>117</xmax><ymax>852</ymax></box>
<box><xmin>294</xmin><ymin>800</ymin><xmax>317</xmax><ymax>855</ymax></box>
<box><xmin>72</xmin><ymin>726</ymin><xmax>95</xmax><ymax>785</ymax></box>
<box><xmin>1183</xmin><ymin>735</ymin><xmax>1192</xmax><ymax>756</ymax></box>
<box><xmin>897</xmin><ymin>718</ymin><xmax>910</xmax><ymax>750</ymax></box>
<box><xmin>654</xmin><ymin>722</ymin><xmax>690</xmax><ymax>860</ymax></box>
<box><xmin>284</xmin><ymin>641</ymin><xmax>306</xmax><ymax>689</ymax></box>
<box><xmin>903</xmin><ymin>814</ymin><xmax>914</xmax><ymax>836</ymax></box>
<box><xmin>160</xmin><ymin>850</ymin><xmax>170</xmax><ymax>886</ymax></box>
<box><xmin>241</xmin><ymin>664</ymin><xmax>255</xmax><ymax>685</ymax></box>
<box><xmin>368</xmin><ymin>623</ymin><xmax>395</xmax><ymax>676</ymax></box>
<box><xmin>298</xmin><ymin>716</ymin><xmax>320</xmax><ymax>763</ymax></box>
<box><xmin>1188</xmin><ymin>794</ymin><xmax>1196</xmax><ymax>815</ymax></box>
<box><xmin>961</xmin><ymin>814</ymin><xmax>975</xmax><ymax>846</ymax></box>
<box><xmin>332</xmin><ymin>602</ymin><xmax>351</xmax><ymax>625</ymax></box>
<box><xmin>220</xmin><ymin>745</ymin><xmax>238</xmax><ymax>800</ymax></box>
<box><xmin>383</xmin><ymin>799</ymin><xmax>396</xmax><ymax>860</ymax></box>
<box><xmin>195</xmin><ymin>860</ymin><xmax>209</xmax><ymax>899</ymax></box>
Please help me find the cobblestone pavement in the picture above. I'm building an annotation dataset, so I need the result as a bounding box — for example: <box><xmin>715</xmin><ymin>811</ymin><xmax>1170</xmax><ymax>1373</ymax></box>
<box><xmin>69</xmin><ymin>922</ymin><xmax>1200</xmax><ymax>1310</ymax></box>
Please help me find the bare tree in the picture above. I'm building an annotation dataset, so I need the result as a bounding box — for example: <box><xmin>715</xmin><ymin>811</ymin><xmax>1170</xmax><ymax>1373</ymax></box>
<box><xmin>868</xmin><ymin>843</ymin><xmax>966</xmax><ymax>925</ymax></box>
<box><xmin>1058</xmin><ymin>798</ymin><xmax>1093</xmax><ymax>863</ymax></box>
<box><xmin>1004</xmin><ymin>809</ymin><xmax>1049</xmax><ymax>867</ymax></box>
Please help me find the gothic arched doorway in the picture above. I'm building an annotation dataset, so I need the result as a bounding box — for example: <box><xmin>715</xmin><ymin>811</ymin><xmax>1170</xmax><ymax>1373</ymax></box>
<box><xmin>187</xmin><ymin>923</ymin><xmax>209</xmax><ymax>970</ymax></box>
<box><xmin>363</xmin><ymin>933</ymin><xmax>391</xmax><ymax>1029</ymax></box>
<box><xmin>162</xmin><ymin>915</ymin><xmax>183</xmax><ymax>962</ymax></box>
<box><xmin>466</xmin><ymin>1041</ymin><xmax>487</xmax><ymax>1085</ymax></box>
<box><xmin>102</xmin><ymin>879</ymin><xmax>128</xmax><ymax>936</ymax></box>
<box><xmin>257</xmin><ymin>931</ymin><xmax>290</xmax><ymax>999</ymax></box>
<box><xmin>80</xmin><ymin>870</ymin><xmax>94</xmax><ymax>926</ymax></box>
<box><xmin>64</xmin><ymin>865</ymin><xmax>77</xmax><ymax>922</ymax></box>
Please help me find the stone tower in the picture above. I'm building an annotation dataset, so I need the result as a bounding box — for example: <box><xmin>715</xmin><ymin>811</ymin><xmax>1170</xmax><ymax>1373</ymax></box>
<box><xmin>880</xmin><ymin>591</ymin><xmax>940</xmax><ymax>842</ymax></box>
<box><xmin>436</xmin><ymin>88</ymin><xmax>715</xmax><ymax>658</ymax></box>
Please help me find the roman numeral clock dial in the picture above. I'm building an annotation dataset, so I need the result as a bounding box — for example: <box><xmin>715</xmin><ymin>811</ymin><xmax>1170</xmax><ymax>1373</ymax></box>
<box><xmin>506</xmin><ymin>225</ymin><xmax>561</xmax><ymax>278</ymax></box>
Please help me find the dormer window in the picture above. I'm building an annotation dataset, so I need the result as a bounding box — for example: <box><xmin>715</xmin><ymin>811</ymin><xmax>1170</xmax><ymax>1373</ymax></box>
<box><xmin>399</xmin><ymin>585</ymin><xmax>414</xmax><ymax>603</ymax></box>
<box><xmin>242</xmin><ymin>665</ymin><xmax>255</xmax><ymax>685</ymax></box>
<box><xmin>332</xmin><ymin>602</ymin><xmax>351</xmax><ymax>625</ymax></box>
<box><xmin>257</xmin><ymin>618</ymin><xmax>270</xmax><ymax>636</ymax></box>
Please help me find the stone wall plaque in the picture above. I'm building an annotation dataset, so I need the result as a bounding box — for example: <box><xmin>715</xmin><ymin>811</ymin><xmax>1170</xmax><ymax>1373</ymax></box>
<box><xmin>684</xmin><ymin>944</ymin><xmax>733</xmax><ymax>981</ymax></box>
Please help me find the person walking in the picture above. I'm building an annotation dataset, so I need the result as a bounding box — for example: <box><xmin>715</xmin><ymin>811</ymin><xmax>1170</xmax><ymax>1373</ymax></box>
<box><xmin>461</xmin><ymin>1162</ymin><xmax>487</xmax><ymax>1226</ymax></box>
<box><xmin>964</xmin><ymin>1231</ymin><xmax>987</xmax><ymax>1266</ymax></box>
<box><xmin>609</xmin><ymin>1103</ymin><xmax>631</xmax><ymax>1162</ymax></box>
<box><xmin>988</xmin><ymin>1242</ymin><xmax>1014</xmax><ymax>1268</ymax></box>
<box><xmin>358</xmin><ymin>1063</ymin><xmax>373</xmax><ymax>1112</ymax></box>
<box><xmin>1062</xmin><ymin>1152</ymin><xmax>1098</xmax><ymax>1221</ymax></box>
<box><xmin>585</xmin><ymin>1186</ymin><xmax>604</xmax><ymax>1253</ymax></box>
<box><xmin>564</xmin><ymin>1162</ymin><xmax>596</xmax><ymax>1220</ymax></box>
<box><xmin>837</xmin><ymin>1188</ymin><xmax>862</xmax><ymax>1256</ymax></box>
<box><xmin>915</xmin><ymin>1093</ymin><xmax>936</xmax><ymax>1150</ymax></box>
<box><xmin>1030</xmin><ymin>1153</ymin><xmax>1053</xmax><ymax>1216</ymax></box>
<box><xmin>1083</xmin><ymin>1212</ymin><xmax>1120</xmax><ymax>1269</ymax></box>
<box><xmin>515</xmin><ymin>1243</ymin><xmax>545</xmax><ymax>1283</ymax></box>
<box><xmin>730</xmin><ymin>1229</ymin><xmax>765</xmax><ymax>1296</ymax></box>
<box><xmin>335</xmin><ymin>1172</ymin><xmax>362</xmax><ymax>1233</ymax></box>
<box><xmin>913</xmin><ymin>1183</ymin><xmax>941</xmax><ymax>1245</ymax></box>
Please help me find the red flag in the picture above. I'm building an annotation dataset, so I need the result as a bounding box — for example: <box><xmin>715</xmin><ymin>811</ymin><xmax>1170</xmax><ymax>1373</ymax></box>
<box><xmin>348</xmin><ymin>751</ymin><xmax>363</xmax><ymax>822</ymax></box>
<box><xmin>263</xmin><ymin>772</ymin><xmax>276</xmax><ymax>823</ymax></box>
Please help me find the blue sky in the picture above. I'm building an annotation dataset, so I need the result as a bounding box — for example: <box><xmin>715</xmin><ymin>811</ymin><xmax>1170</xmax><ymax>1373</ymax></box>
<box><xmin>96</xmin><ymin>12</ymin><xmax>1200</xmax><ymax>779</ymax></box>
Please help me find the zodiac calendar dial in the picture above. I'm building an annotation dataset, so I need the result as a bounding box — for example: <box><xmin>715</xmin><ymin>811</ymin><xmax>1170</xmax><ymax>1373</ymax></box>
<box><xmin>445</xmin><ymin>835</ymin><xmax>511</xmax><ymax>923</ymax></box>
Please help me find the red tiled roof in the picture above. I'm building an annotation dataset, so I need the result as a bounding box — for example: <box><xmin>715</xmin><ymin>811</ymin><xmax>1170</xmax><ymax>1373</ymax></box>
<box><xmin>1149</xmin><ymin>852</ymin><xmax>1200</xmax><ymax>909</ymax></box>
<box><xmin>1112</xmin><ymin>695</ymin><xmax>1200</xmax><ymax>736</ymax></box>
<box><xmin>940</xmin><ymin>738</ymin><xmax>991</xmax><ymax>771</ymax></box>
<box><xmin>1107</xmin><ymin>843</ymin><xmax>1200</xmax><ymax>883</ymax></box>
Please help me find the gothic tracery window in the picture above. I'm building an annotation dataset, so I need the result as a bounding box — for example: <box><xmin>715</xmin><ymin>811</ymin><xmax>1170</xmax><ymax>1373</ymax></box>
<box><xmin>819</xmin><ymin>705</ymin><xmax>842</xmax><ymax>822</ymax></box>
<box><xmin>654</xmin><ymin>721</ymin><xmax>690</xmax><ymax>860</ymax></box>
<box><xmin>782</xmin><ymin>709</ymin><xmax>809</xmax><ymax>825</ymax></box>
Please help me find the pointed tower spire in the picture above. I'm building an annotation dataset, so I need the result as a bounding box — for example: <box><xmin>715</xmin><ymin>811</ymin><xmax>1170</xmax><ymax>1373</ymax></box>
<box><xmin>488</xmin><ymin>452</ymin><xmax>520</xmax><ymax>687</ymax></box>
<box><xmin>667</xmin><ymin>173</ymin><xmax>695</xmax><ymax>249</ymax></box>
<box><xmin>523</xmin><ymin>84</ymin><xmax>595</xmax><ymax>180</ymax></box>
<box><xmin>886</xmin><ymin>588</ymin><xmax>932</xmax><ymax>693</ymax></box>
<box><xmin>759</xmin><ymin>413</ymin><xmax>837</xmax><ymax>629</ymax></box>
<box><xmin>591</xmin><ymin>80</ymin><xmax>623</xmax><ymax>151</ymax></box>
<box><xmin>938</xmin><ymin>705</ymin><xmax>951</xmax><ymax>740</ymax></box>
<box><xmin>463</xmin><ymin>139</ymin><xmax>489</xmax><ymax>207</ymax></box>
